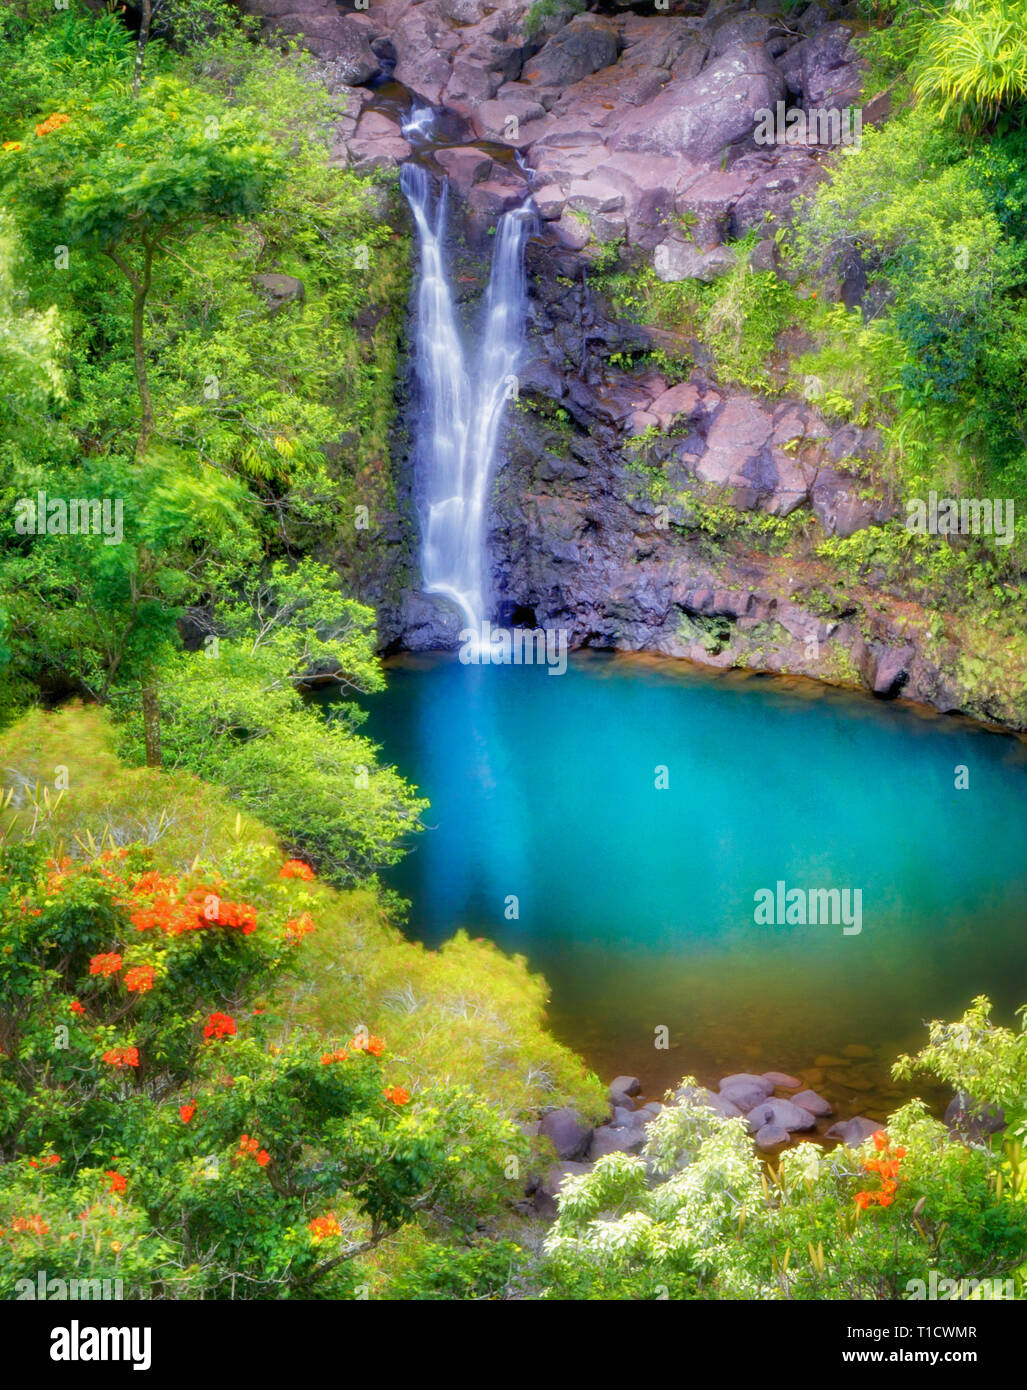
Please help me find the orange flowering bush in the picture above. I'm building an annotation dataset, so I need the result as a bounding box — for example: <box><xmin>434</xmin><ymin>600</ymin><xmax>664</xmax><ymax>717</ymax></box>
<box><xmin>11</xmin><ymin>1214</ymin><xmax>49</xmax><ymax>1236</ymax></box>
<box><xmin>235</xmin><ymin>1134</ymin><xmax>271</xmax><ymax>1167</ymax></box>
<box><xmin>284</xmin><ymin>912</ymin><xmax>315</xmax><ymax>944</ymax></box>
<box><xmin>127</xmin><ymin>878</ymin><xmax>258</xmax><ymax>937</ymax></box>
<box><xmin>204</xmin><ymin>1011</ymin><xmax>237</xmax><ymax>1040</ymax></box>
<box><xmin>0</xmin><ymin>840</ymin><xmax>512</xmax><ymax>1298</ymax></box>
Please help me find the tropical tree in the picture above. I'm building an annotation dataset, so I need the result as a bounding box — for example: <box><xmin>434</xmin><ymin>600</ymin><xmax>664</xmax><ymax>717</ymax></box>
<box><xmin>8</xmin><ymin>73</ymin><xmax>282</xmax><ymax>455</ymax></box>
<box><xmin>1</xmin><ymin>450</ymin><xmax>255</xmax><ymax>765</ymax></box>
<box><xmin>114</xmin><ymin>560</ymin><xmax>427</xmax><ymax>882</ymax></box>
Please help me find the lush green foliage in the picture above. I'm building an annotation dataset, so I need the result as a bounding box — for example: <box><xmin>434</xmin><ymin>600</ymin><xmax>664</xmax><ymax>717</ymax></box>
<box><xmin>791</xmin><ymin>104</ymin><xmax>1027</xmax><ymax>551</ymax></box>
<box><xmin>0</xmin><ymin>5</ymin><xmax>419</xmax><ymax>864</ymax></box>
<box><xmin>0</xmin><ymin>703</ymin><xmax>605</xmax><ymax>1298</ymax></box>
<box><xmin>894</xmin><ymin>996</ymin><xmax>1027</xmax><ymax>1139</ymax></box>
<box><xmin>0</xmin><ymin>3</ymin><xmax>408</xmax><ymax>733</ymax></box>
<box><xmin>595</xmin><ymin>243</ymin><xmax>803</xmax><ymax>392</ymax></box>
<box><xmin>111</xmin><ymin>559</ymin><xmax>428</xmax><ymax>884</ymax></box>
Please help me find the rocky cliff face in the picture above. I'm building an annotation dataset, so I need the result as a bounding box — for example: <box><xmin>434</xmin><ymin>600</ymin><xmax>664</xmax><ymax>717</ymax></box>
<box><xmin>240</xmin><ymin>0</ymin><xmax>1014</xmax><ymax>724</ymax></box>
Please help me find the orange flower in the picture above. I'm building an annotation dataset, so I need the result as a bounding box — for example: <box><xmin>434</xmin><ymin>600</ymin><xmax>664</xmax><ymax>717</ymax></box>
<box><xmin>12</xmin><ymin>1215</ymin><xmax>49</xmax><ymax>1236</ymax></box>
<box><xmin>853</xmin><ymin>1130</ymin><xmax>905</xmax><ymax>1211</ymax></box>
<box><xmin>70</xmin><ymin>1000</ymin><xmax>85</xmax><ymax>1016</ymax></box>
<box><xmin>34</xmin><ymin>112</ymin><xmax>70</xmax><ymax>137</ymax></box>
<box><xmin>101</xmin><ymin>1046</ymin><xmax>139</xmax><ymax>1069</ymax></box>
<box><xmin>89</xmin><ymin>952</ymin><xmax>123</xmax><ymax>977</ymax></box>
<box><xmin>320</xmin><ymin>1048</ymin><xmax>348</xmax><ymax>1065</ymax></box>
<box><xmin>235</xmin><ymin>1134</ymin><xmax>270</xmax><ymax>1167</ymax></box>
<box><xmin>124</xmin><ymin>965</ymin><xmax>155</xmax><ymax>994</ymax></box>
<box><xmin>307</xmin><ymin>1213</ymin><xmax>341</xmax><ymax>1243</ymax></box>
<box><xmin>383</xmin><ymin>1085</ymin><xmax>410</xmax><ymax>1106</ymax></box>
<box><xmin>105</xmin><ymin>1170</ymin><xmax>127</xmax><ymax>1196</ymax></box>
<box><xmin>179</xmin><ymin>1101</ymin><xmax>196</xmax><ymax>1124</ymax></box>
<box><xmin>279</xmin><ymin>859</ymin><xmax>314</xmax><ymax>881</ymax></box>
<box><xmin>205</xmin><ymin>897</ymin><xmax>258</xmax><ymax>934</ymax></box>
<box><xmin>350</xmin><ymin>1033</ymin><xmax>385</xmax><ymax>1057</ymax></box>
<box><xmin>1</xmin><ymin>140</ymin><xmax>22</xmax><ymax>152</ymax></box>
<box><xmin>203</xmin><ymin>1012</ymin><xmax>236</xmax><ymax>1040</ymax></box>
<box><xmin>284</xmin><ymin>913</ymin><xmax>315</xmax><ymax>944</ymax></box>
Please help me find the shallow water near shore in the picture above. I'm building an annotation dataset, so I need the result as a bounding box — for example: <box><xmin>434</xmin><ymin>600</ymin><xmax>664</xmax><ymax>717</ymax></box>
<box><xmin>339</xmin><ymin>652</ymin><xmax>1027</xmax><ymax>1120</ymax></box>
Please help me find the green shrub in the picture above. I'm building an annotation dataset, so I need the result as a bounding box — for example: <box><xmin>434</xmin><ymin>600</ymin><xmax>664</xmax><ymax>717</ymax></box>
<box><xmin>543</xmin><ymin>1065</ymin><xmax>1027</xmax><ymax>1300</ymax></box>
<box><xmin>916</xmin><ymin>0</ymin><xmax>1027</xmax><ymax>128</ymax></box>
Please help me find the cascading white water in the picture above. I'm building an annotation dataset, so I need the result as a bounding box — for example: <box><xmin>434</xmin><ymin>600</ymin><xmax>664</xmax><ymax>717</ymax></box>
<box><xmin>401</xmin><ymin>104</ymin><xmax>435</xmax><ymax>141</ymax></box>
<box><xmin>401</xmin><ymin>160</ymin><xmax>533</xmax><ymax>636</ymax></box>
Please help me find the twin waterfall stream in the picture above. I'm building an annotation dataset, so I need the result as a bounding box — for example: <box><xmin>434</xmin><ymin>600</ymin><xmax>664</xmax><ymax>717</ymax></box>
<box><xmin>400</xmin><ymin>146</ymin><xmax>534</xmax><ymax>637</ymax></box>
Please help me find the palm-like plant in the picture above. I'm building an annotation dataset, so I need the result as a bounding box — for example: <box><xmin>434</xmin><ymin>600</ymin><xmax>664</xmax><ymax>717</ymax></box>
<box><xmin>915</xmin><ymin>1</ymin><xmax>1027</xmax><ymax>128</ymax></box>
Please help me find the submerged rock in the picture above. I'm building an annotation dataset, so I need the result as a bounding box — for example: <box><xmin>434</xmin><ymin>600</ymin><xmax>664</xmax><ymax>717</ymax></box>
<box><xmin>754</xmin><ymin>1122</ymin><xmax>791</xmax><ymax>1150</ymax></box>
<box><xmin>747</xmin><ymin>1098</ymin><xmax>817</xmax><ymax>1133</ymax></box>
<box><xmin>609</xmin><ymin>1074</ymin><xmax>641</xmax><ymax>1099</ymax></box>
<box><xmin>825</xmin><ymin>1116</ymin><xmax>881</xmax><ymax>1148</ymax></box>
<box><xmin>762</xmin><ymin>1071</ymin><xmax>802</xmax><ymax>1089</ymax></box>
<box><xmin>719</xmin><ymin>1072</ymin><xmax>774</xmax><ymax>1094</ymax></box>
<box><xmin>792</xmin><ymin>1089</ymin><xmax>833</xmax><ymax>1118</ymax></box>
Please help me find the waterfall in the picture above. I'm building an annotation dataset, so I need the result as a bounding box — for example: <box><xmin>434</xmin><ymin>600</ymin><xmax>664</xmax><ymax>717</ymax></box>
<box><xmin>401</xmin><ymin>161</ymin><xmax>533</xmax><ymax>636</ymax></box>
<box><xmin>401</xmin><ymin>104</ymin><xmax>435</xmax><ymax>141</ymax></box>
